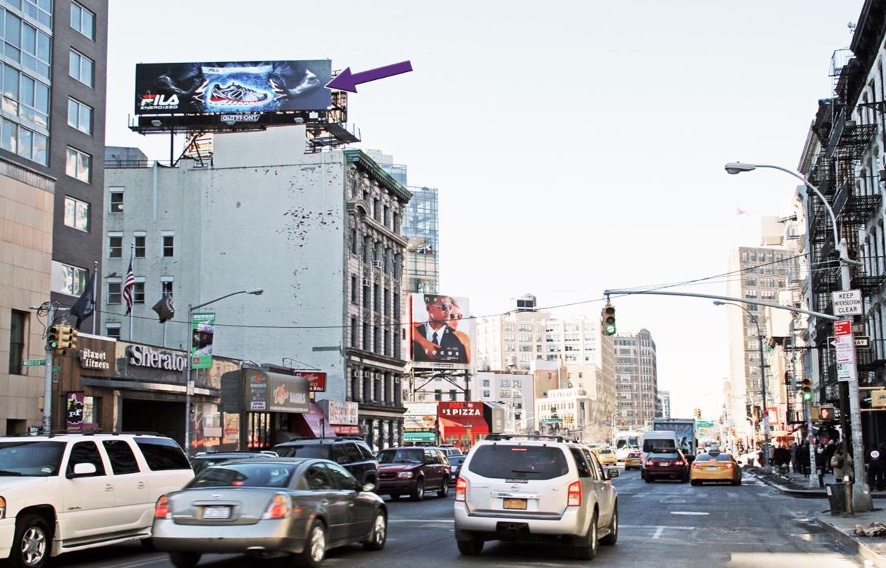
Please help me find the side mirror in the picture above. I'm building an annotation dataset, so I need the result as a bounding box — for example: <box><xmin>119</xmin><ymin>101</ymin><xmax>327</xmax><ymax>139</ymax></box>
<box><xmin>67</xmin><ymin>462</ymin><xmax>97</xmax><ymax>478</ymax></box>
<box><xmin>607</xmin><ymin>468</ymin><xmax>620</xmax><ymax>479</ymax></box>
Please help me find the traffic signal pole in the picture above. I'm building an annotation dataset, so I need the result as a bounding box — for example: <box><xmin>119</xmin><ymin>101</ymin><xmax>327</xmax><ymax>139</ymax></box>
<box><xmin>42</xmin><ymin>304</ymin><xmax>56</xmax><ymax>433</ymax></box>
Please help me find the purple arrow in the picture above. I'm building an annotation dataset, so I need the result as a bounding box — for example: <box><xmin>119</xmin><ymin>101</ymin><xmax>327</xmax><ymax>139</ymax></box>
<box><xmin>325</xmin><ymin>61</ymin><xmax>413</xmax><ymax>93</ymax></box>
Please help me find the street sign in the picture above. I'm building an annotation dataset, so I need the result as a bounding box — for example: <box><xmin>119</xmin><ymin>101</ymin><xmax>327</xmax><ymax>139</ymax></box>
<box><xmin>832</xmin><ymin>289</ymin><xmax>862</xmax><ymax>316</ymax></box>
<box><xmin>23</xmin><ymin>359</ymin><xmax>46</xmax><ymax>367</ymax></box>
<box><xmin>828</xmin><ymin>336</ymin><xmax>870</xmax><ymax>349</ymax></box>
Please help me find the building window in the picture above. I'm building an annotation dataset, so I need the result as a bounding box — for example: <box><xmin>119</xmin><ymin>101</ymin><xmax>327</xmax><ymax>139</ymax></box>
<box><xmin>8</xmin><ymin>310</ymin><xmax>26</xmax><ymax>375</ymax></box>
<box><xmin>69</xmin><ymin>49</ymin><xmax>94</xmax><ymax>87</ymax></box>
<box><xmin>162</xmin><ymin>233</ymin><xmax>174</xmax><ymax>257</ymax></box>
<box><xmin>109</xmin><ymin>188</ymin><xmax>123</xmax><ymax>213</ymax></box>
<box><xmin>108</xmin><ymin>279</ymin><xmax>122</xmax><ymax>305</ymax></box>
<box><xmin>65</xmin><ymin>146</ymin><xmax>91</xmax><ymax>182</ymax></box>
<box><xmin>134</xmin><ymin>234</ymin><xmax>146</xmax><ymax>258</ymax></box>
<box><xmin>63</xmin><ymin>196</ymin><xmax>89</xmax><ymax>232</ymax></box>
<box><xmin>108</xmin><ymin>233</ymin><xmax>122</xmax><ymax>258</ymax></box>
<box><xmin>161</xmin><ymin>279</ymin><xmax>173</xmax><ymax>297</ymax></box>
<box><xmin>18</xmin><ymin>72</ymin><xmax>50</xmax><ymax>128</ymax></box>
<box><xmin>133</xmin><ymin>280</ymin><xmax>145</xmax><ymax>306</ymax></box>
<box><xmin>105</xmin><ymin>323</ymin><xmax>121</xmax><ymax>340</ymax></box>
<box><xmin>67</xmin><ymin>98</ymin><xmax>92</xmax><ymax>135</ymax></box>
<box><xmin>70</xmin><ymin>2</ymin><xmax>95</xmax><ymax>40</ymax></box>
<box><xmin>0</xmin><ymin>117</ymin><xmax>47</xmax><ymax>165</ymax></box>
<box><xmin>60</xmin><ymin>264</ymin><xmax>88</xmax><ymax>296</ymax></box>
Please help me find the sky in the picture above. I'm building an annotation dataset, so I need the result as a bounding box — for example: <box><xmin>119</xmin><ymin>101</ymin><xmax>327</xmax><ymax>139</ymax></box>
<box><xmin>105</xmin><ymin>0</ymin><xmax>866</xmax><ymax>418</ymax></box>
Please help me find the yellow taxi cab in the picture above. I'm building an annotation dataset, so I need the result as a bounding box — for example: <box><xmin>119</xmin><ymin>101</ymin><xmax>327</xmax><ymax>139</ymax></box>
<box><xmin>690</xmin><ymin>448</ymin><xmax>741</xmax><ymax>486</ymax></box>
<box><xmin>593</xmin><ymin>446</ymin><xmax>618</xmax><ymax>466</ymax></box>
<box><xmin>624</xmin><ymin>450</ymin><xmax>643</xmax><ymax>470</ymax></box>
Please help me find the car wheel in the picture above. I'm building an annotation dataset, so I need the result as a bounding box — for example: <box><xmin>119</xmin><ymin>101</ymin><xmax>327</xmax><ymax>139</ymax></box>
<box><xmin>571</xmin><ymin>509</ymin><xmax>599</xmax><ymax>560</ymax></box>
<box><xmin>456</xmin><ymin>534</ymin><xmax>484</xmax><ymax>556</ymax></box>
<box><xmin>298</xmin><ymin>519</ymin><xmax>327</xmax><ymax>568</ymax></box>
<box><xmin>732</xmin><ymin>477</ymin><xmax>741</xmax><ymax>486</ymax></box>
<box><xmin>437</xmin><ymin>477</ymin><xmax>449</xmax><ymax>498</ymax></box>
<box><xmin>600</xmin><ymin>502</ymin><xmax>618</xmax><ymax>546</ymax></box>
<box><xmin>410</xmin><ymin>478</ymin><xmax>425</xmax><ymax>501</ymax></box>
<box><xmin>645</xmin><ymin>475</ymin><xmax>654</xmax><ymax>483</ymax></box>
<box><xmin>389</xmin><ymin>493</ymin><xmax>401</xmax><ymax>500</ymax></box>
<box><xmin>169</xmin><ymin>552</ymin><xmax>202</xmax><ymax>568</ymax></box>
<box><xmin>10</xmin><ymin>514</ymin><xmax>51</xmax><ymax>568</ymax></box>
<box><xmin>690</xmin><ymin>479</ymin><xmax>700</xmax><ymax>486</ymax></box>
<box><xmin>362</xmin><ymin>510</ymin><xmax>387</xmax><ymax>551</ymax></box>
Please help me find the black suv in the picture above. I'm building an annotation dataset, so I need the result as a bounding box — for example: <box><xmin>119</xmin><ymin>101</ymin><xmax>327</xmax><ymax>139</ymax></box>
<box><xmin>272</xmin><ymin>437</ymin><xmax>379</xmax><ymax>486</ymax></box>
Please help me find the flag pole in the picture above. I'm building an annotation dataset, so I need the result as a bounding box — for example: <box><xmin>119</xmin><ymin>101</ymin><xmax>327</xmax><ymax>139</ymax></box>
<box><xmin>129</xmin><ymin>241</ymin><xmax>134</xmax><ymax>340</ymax></box>
<box><xmin>91</xmin><ymin>260</ymin><xmax>98</xmax><ymax>335</ymax></box>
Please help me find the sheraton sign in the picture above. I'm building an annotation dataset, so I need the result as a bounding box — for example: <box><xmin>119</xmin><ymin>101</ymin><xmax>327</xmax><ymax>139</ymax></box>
<box><xmin>126</xmin><ymin>345</ymin><xmax>187</xmax><ymax>372</ymax></box>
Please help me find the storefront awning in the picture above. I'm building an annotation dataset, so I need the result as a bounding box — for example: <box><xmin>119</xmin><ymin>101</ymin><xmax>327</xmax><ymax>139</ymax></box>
<box><xmin>301</xmin><ymin>402</ymin><xmax>336</xmax><ymax>437</ymax></box>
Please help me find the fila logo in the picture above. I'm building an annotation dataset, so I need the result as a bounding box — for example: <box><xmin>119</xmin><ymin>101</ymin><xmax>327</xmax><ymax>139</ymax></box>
<box><xmin>140</xmin><ymin>93</ymin><xmax>180</xmax><ymax>109</ymax></box>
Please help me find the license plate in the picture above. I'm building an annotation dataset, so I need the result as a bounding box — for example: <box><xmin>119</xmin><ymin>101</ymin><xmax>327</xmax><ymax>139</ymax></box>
<box><xmin>657</xmin><ymin>461</ymin><xmax>669</xmax><ymax>466</ymax></box>
<box><xmin>203</xmin><ymin>506</ymin><xmax>231</xmax><ymax>519</ymax></box>
<box><xmin>707</xmin><ymin>466</ymin><xmax>718</xmax><ymax>470</ymax></box>
<box><xmin>503</xmin><ymin>498</ymin><xmax>527</xmax><ymax>510</ymax></box>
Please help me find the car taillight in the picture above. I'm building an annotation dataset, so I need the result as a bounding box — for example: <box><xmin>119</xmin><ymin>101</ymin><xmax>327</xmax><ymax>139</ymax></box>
<box><xmin>263</xmin><ymin>494</ymin><xmax>292</xmax><ymax>520</ymax></box>
<box><xmin>723</xmin><ymin>463</ymin><xmax>733</xmax><ymax>470</ymax></box>
<box><xmin>691</xmin><ymin>462</ymin><xmax>702</xmax><ymax>469</ymax></box>
<box><xmin>154</xmin><ymin>495</ymin><xmax>170</xmax><ymax>519</ymax></box>
<box><xmin>567</xmin><ymin>480</ymin><xmax>582</xmax><ymax>507</ymax></box>
<box><xmin>455</xmin><ymin>477</ymin><xmax>468</xmax><ymax>502</ymax></box>
<box><xmin>674</xmin><ymin>460</ymin><xmax>685</xmax><ymax>466</ymax></box>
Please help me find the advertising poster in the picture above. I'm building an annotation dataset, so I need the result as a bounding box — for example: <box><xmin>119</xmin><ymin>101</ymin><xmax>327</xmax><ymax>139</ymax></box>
<box><xmin>65</xmin><ymin>391</ymin><xmax>84</xmax><ymax>431</ymax></box>
<box><xmin>135</xmin><ymin>60</ymin><xmax>332</xmax><ymax>115</ymax></box>
<box><xmin>190</xmin><ymin>312</ymin><xmax>215</xmax><ymax>370</ymax></box>
<box><xmin>410</xmin><ymin>293</ymin><xmax>473</xmax><ymax>370</ymax></box>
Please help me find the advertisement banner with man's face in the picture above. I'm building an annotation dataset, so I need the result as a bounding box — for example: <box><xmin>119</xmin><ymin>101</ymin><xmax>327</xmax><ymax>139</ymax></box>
<box><xmin>409</xmin><ymin>293</ymin><xmax>473</xmax><ymax>370</ymax></box>
<box><xmin>190</xmin><ymin>312</ymin><xmax>215</xmax><ymax>370</ymax></box>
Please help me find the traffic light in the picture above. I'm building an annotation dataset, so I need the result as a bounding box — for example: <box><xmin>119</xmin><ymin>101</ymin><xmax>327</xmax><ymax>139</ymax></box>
<box><xmin>601</xmin><ymin>304</ymin><xmax>616</xmax><ymax>336</ymax></box>
<box><xmin>819</xmin><ymin>405</ymin><xmax>835</xmax><ymax>422</ymax></box>
<box><xmin>46</xmin><ymin>325</ymin><xmax>60</xmax><ymax>351</ymax></box>
<box><xmin>800</xmin><ymin>378</ymin><xmax>814</xmax><ymax>402</ymax></box>
<box><xmin>56</xmin><ymin>324</ymin><xmax>73</xmax><ymax>354</ymax></box>
<box><xmin>693</xmin><ymin>407</ymin><xmax>701</xmax><ymax>419</ymax></box>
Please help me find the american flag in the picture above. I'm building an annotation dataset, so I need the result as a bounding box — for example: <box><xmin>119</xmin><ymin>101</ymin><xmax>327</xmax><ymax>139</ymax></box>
<box><xmin>122</xmin><ymin>260</ymin><xmax>135</xmax><ymax>315</ymax></box>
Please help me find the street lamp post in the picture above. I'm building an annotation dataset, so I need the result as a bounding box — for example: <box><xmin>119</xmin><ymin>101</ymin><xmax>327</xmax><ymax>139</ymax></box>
<box><xmin>714</xmin><ymin>301</ymin><xmax>770</xmax><ymax>471</ymax></box>
<box><xmin>184</xmin><ymin>287</ymin><xmax>263</xmax><ymax>455</ymax></box>
<box><xmin>725</xmin><ymin>161</ymin><xmax>871</xmax><ymax>512</ymax></box>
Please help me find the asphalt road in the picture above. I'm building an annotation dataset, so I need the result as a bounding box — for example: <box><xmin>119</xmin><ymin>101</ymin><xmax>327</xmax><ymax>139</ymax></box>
<box><xmin>48</xmin><ymin>467</ymin><xmax>868</xmax><ymax>568</ymax></box>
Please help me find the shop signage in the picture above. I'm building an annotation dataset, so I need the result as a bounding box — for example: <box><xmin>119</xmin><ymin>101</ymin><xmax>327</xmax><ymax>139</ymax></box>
<box><xmin>127</xmin><ymin>345</ymin><xmax>187</xmax><ymax>372</ymax></box>
<box><xmin>79</xmin><ymin>348</ymin><xmax>111</xmax><ymax>370</ymax></box>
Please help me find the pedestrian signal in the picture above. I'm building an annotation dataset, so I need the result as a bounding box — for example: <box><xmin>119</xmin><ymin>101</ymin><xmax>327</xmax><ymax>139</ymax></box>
<box><xmin>601</xmin><ymin>304</ymin><xmax>616</xmax><ymax>336</ymax></box>
<box><xmin>800</xmin><ymin>378</ymin><xmax>813</xmax><ymax>402</ymax></box>
<box><xmin>819</xmin><ymin>405</ymin><xmax>835</xmax><ymax>421</ymax></box>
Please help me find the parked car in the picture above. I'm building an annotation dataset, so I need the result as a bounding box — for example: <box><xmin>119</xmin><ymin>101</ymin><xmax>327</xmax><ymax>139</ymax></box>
<box><xmin>643</xmin><ymin>448</ymin><xmax>689</xmax><ymax>483</ymax></box>
<box><xmin>690</xmin><ymin>449</ymin><xmax>742</xmax><ymax>486</ymax></box>
<box><xmin>454</xmin><ymin>434</ymin><xmax>619</xmax><ymax>559</ymax></box>
<box><xmin>0</xmin><ymin>432</ymin><xmax>194</xmax><ymax>568</ymax></box>
<box><xmin>272</xmin><ymin>437</ymin><xmax>378</xmax><ymax>487</ymax></box>
<box><xmin>190</xmin><ymin>451</ymin><xmax>278</xmax><ymax>474</ymax></box>
<box><xmin>438</xmin><ymin>445</ymin><xmax>463</xmax><ymax>458</ymax></box>
<box><xmin>375</xmin><ymin>446</ymin><xmax>451</xmax><ymax>500</ymax></box>
<box><xmin>151</xmin><ymin>457</ymin><xmax>387</xmax><ymax>568</ymax></box>
<box><xmin>624</xmin><ymin>450</ymin><xmax>643</xmax><ymax>470</ymax></box>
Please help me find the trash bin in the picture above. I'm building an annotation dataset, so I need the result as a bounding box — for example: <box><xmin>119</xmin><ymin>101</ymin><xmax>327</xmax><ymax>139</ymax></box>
<box><xmin>826</xmin><ymin>483</ymin><xmax>846</xmax><ymax>515</ymax></box>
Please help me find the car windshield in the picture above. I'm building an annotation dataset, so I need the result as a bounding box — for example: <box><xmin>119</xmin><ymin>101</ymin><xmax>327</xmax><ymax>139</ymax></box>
<box><xmin>189</xmin><ymin>463</ymin><xmax>296</xmax><ymax>488</ymax></box>
<box><xmin>0</xmin><ymin>441</ymin><xmax>65</xmax><ymax>476</ymax></box>
<box><xmin>377</xmin><ymin>449</ymin><xmax>423</xmax><ymax>464</ymax></box>
<box><xmin>468</xmin><ymin>445</ymin><xmax>569</xmax><ymax>480</ymax></box>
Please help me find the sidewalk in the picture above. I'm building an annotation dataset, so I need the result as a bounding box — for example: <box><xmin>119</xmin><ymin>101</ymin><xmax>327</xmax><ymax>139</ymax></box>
<box><xmin>749</xmin><ymin>467</ymin><xmax>886</xmax><ymax>567</ymax></box>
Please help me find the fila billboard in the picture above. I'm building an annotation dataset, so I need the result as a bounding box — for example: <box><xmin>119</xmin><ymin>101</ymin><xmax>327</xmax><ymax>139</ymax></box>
<box><xmin>134</xmin><ymin>60</ymin><xmax>332</xmax><ymax>116</ymax></box>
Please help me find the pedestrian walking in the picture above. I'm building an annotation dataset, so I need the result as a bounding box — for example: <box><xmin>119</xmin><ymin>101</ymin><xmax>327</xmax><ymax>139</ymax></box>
<box><xmin>831</xmin><ymin>445</ymin><xmax>853</xmax><ymax>482</ymax></box>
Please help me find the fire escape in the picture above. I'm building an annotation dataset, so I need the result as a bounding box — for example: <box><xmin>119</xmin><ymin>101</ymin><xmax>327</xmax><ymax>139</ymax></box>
<box><xmin>806</xmin><ymin>50</ymin><xmax>884</xmax><ymax>406</ymax></box>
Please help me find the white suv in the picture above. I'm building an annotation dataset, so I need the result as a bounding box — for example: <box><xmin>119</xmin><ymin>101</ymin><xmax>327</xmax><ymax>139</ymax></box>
<box><xmin>454</xmin><ymin>434</ymin><xmax>619</xmax><ymax>559</ymax></box>
<box><xmin>0</xmin><ymin>432</ymin><xmax>194</xmax><ymax>568</ymax></box>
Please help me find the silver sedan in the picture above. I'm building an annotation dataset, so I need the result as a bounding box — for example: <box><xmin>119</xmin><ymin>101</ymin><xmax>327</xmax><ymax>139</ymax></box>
<box><xmin>151</xmin><ymin>457</ymin><xmax>387</xmax><ymax>568</ymax></box>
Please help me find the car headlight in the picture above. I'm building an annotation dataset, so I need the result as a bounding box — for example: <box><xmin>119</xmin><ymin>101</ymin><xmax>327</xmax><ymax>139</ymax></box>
<box><xmin>397</xmin><ymin>471</ymin><xmax>414</xmax><ymax>479</ymax></box>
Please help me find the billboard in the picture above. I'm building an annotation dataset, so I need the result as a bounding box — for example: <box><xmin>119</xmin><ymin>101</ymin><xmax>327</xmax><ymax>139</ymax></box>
<box><xmin>410</xmin><ymin>293</ymin><xmax>473</xmax><ymax>370</ymax></box>
<box><xmin>135</xmin><ymin>60</ymin><xmax>332</xmax><ymax>115</ymax></box>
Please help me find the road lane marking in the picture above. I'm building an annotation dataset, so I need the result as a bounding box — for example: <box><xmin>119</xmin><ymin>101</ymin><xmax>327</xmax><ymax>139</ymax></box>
<box><xmin>671</xmin><ymin>511</ymin><xmax>710</xmax><ymax>515</ymax></box>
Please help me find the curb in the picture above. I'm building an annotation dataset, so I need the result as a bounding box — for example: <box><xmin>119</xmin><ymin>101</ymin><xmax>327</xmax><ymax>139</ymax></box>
<box><xmin>817</xmin><ymin>516</ymin><xmax>886</xmax><ymax>568</ymax></box>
